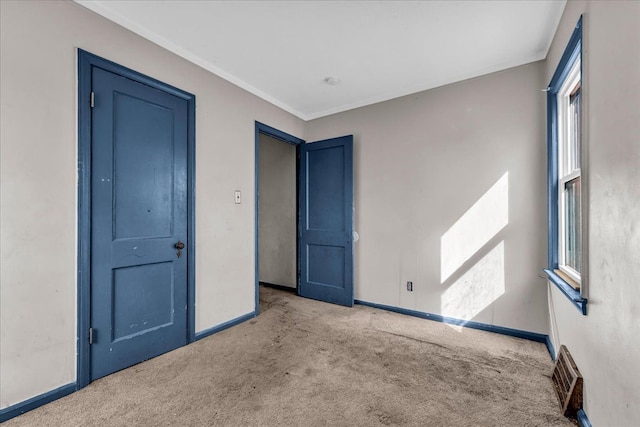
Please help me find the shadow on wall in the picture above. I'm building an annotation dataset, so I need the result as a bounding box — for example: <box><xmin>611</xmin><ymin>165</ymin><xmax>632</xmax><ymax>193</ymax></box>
<box><xmin>440</xmin><ymin>172</ymin><xmax>509</xmax><ymax>331</ymax></box>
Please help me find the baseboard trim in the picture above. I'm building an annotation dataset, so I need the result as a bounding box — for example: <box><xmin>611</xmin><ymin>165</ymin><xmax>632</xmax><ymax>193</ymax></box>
<box><xmin>577</xmin><ymin>409</ymin><xmax>592</xmax><ymax>427</ymax></box>
<box><xmin>1</xmin><ymin>304</ymin><xmax>558</xmax><ymax>423</ymax></box>
<box><xmin>1</xmin><ymin>312</ymin><xmax>256</xmax><ymax>422</ymax></box>
<box><xmin>259</xmin><ymin>281</ymin><xmax>297</xmax><ymax>293</ymax></box>
<box><xmin>195</xmin><ymin>311</ymin><xmax>256</xmax><ymax>341</ymax></box>
<box><xmin>545</xmin><ymin>335</ymin><xmax>556</xmax><ymax>361</ymax></box>
<box><xmin>0</xmin><ymin>382</ymin><xmax>76</xmax><ymax>423</ymax></box>
<box><xmin>354</xmin><ymin>299</ymin><xmax>549</xmax><ymax>344</ymax></box>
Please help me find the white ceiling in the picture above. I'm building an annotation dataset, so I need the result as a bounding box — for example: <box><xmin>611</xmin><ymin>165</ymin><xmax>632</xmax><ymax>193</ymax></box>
<box><xmin>76</xmin><ymin>1</ymin><xmax>566</xmax><ymax>121</ymax></box>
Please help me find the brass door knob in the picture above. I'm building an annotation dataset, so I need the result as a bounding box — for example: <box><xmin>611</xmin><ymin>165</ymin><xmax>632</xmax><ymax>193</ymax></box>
<box><xmin>175</xmin><ymin>241</ymin><xmax>185</xmax><ymax>250</ymax></box>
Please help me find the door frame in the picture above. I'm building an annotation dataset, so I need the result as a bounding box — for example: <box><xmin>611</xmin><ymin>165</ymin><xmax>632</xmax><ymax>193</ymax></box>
<box><xmin>77</xmin><ymin>49</ymin><xmax>196</xmax><ymax>388</ymax></box>
<box><xmin>254</xmin><ymin>122</ymin><xmax>304</xmax><ymax>313</ymax></box>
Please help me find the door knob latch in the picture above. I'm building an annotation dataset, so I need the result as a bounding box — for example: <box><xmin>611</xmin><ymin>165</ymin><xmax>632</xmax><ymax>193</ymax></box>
<box><xmin>175</xmin><ymin>241</ymin><xmax>185</xmax><ymax>258</ymax></box>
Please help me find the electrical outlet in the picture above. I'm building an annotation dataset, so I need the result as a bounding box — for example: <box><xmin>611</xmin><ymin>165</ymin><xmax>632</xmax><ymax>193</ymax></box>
<box><xmin>406</xmin><ymin>281</ymin><xmax>413</xmax><ymax>292</ymax></box>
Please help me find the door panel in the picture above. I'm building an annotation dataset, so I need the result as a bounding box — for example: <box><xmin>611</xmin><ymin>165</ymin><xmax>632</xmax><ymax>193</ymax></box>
<box><xmin>307</xmin><ymin>245</ymin><xmax>345</xmax><ymax>288</ymax></box>
<box><xmin>112</xmin><ymin>262</ymin><xmax>174</xmax><ymax>341</ymax></box>
<box><xmin>307</xmin><ymin>146</ymin><xmax>345</xmax><ymax>230</ymax></box>
<box><xmin>90</xmin><ymin>67</ymin><xmax>188</xmax><ymax>380</ymax></box>
<box><xmin>112</xmin><ymin>92</ymin><xmax>175</xmax><ymax>239</ymax></box>
<box><xmin>299</xmin><ymin>136</ymin><xmax>354</xmax><ymax>306</ymax></box>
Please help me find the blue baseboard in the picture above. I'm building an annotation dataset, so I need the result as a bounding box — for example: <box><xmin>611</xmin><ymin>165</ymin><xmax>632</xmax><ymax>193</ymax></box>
<box><xmin>1</xmin><ymin>312</ymin><xmax>255</xmax><ymax>423</ymax></box>
<box><xmin>195</xmin><ymin>311</ymin><xmax>256</xmax><ymax>341</ymax></box>
<box><xmin>0</xmin><ymin>382</ymin><xmax>76</xmax><ymax>423</ymax></box>
<box><xmin>1</xmin><ymin>305</ymin><xmax>559</xmax><ymax>423</ymax></box>
<box><xmin>577</xmin><ymin>409</ymin><xmax>592</xmax><ymax>427</ymax></box>
<box><xmin>545</xmin><ymin>335</ymin><xmax>556</xmax><ymax>361</ymax></box>
<box><xmin>355</xmin><ymin>299</ymin><xmax>550</xmax><ymax>344</ymax></box>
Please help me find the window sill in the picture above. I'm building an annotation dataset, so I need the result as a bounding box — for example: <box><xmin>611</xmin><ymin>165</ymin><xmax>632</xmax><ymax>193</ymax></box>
<box><xmin>544</xmin><ymin>268</ymin><xmax>588</xmax><ymax>315</ymax></box>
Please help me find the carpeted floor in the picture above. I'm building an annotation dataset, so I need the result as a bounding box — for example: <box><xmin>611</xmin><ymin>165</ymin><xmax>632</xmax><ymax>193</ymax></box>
<box><xmin>5</xmin><ymin>286</ymin><xmax>574</xmax><ymax>426</ymax></box>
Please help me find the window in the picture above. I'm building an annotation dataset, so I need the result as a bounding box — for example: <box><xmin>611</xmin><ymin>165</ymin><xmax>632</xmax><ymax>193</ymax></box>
<box><xmin>558</xmin><ymin>56</ymin><xmax>582</xmax><ymax>282</ymax></box>
<box><xmin>545</xmin><ymin>16</ymin><xmax>587</xmax><ymax>314</ymax></box>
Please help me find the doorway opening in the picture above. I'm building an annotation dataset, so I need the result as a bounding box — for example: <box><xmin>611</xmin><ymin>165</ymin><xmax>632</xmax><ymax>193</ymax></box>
<box><xmin>254</xmin><ymin>122</ymin><xmax>304</xmax><ymax>313</ymax></box>
<box><xmin>255</xmin><ymin>123</ymin><xmax>355</xmax><ymax>311</ymax></box>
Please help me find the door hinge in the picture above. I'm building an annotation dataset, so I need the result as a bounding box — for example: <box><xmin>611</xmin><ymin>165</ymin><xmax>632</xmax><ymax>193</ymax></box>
<box><xmin>90</xmin><ymin>92</ymin><xmax>95</xmax><ymax>108</ymax></box>
<box><xmin>89</xmin><ymin>327</ymin><xmax>94</xmax><ymax>344</ymax></box>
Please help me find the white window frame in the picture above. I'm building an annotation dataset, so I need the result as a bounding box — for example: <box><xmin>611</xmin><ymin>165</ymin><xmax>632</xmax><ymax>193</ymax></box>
<box><xmin>556</xmin><ymin>56</ymin><xmax>582</xmax><ymax>284</ymax></box>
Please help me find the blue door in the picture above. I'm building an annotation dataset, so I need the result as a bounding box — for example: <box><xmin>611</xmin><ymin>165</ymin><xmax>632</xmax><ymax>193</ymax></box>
<box><xmin>90</xmin><ymin>67</ymin><xmax>188</xmax><ymax>380</ymax></box>
<box><xmin>299</xmin><ymin>136</ymin><xmax>354</xmax><ymax>306</ymax></box>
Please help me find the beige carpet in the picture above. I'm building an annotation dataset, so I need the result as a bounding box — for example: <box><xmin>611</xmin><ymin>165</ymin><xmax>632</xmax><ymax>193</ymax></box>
<box><xmin>6</xmin><ymin>286</ymin><xmax>573</xmax><ymax>426</ymax></box>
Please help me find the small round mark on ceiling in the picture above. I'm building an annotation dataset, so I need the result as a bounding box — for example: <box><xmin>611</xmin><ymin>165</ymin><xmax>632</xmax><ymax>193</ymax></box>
<box><xmin>324</xmin><ymin>76</ymin><xmax>340</xmax><ymax>86</ymax></box>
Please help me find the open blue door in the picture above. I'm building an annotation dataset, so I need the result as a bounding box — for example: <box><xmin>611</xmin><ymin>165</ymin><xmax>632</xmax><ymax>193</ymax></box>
<box><xmin>299</xmin><ymin>136</ymin><xmax>354</xmax><ymax>307</ymax></box>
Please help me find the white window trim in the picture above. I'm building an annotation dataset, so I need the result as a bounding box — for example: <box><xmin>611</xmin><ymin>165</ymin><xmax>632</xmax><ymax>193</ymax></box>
<box><xmin>556</xmin><ymin>56</ymin><xmax>582</xmax><ymax>284</ymax></box>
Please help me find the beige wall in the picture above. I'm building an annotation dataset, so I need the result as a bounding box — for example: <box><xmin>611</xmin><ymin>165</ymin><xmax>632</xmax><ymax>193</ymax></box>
<box><xmin>258</xmin><ymin>134</ymin><xmax>297</xmax><ymax>288</ymax></box>
<box><xmin>0</xmin><ymin>0</ymin><xmax>304</xmax><ymax>408</ymax></box>
<box><xmin>306</xmin><ymin>61</ymin><xmax>549</xmax><ymax>334</ymax></box>
<box><xmin>3</xmin><ymin>0</ymin><xmax>638</xmax><ymax>422</ymax></box>
<box><xmin>545</xmin><ymin>2</ymin><xmax>640</xmax><ymax>426</ymax></box>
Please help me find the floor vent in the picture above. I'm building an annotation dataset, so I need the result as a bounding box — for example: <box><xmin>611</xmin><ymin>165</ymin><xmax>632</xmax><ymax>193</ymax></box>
<box><xmin>552</xmin><ymin>344</ymin><xmax>583</xmax><ymax>418</ymax></box>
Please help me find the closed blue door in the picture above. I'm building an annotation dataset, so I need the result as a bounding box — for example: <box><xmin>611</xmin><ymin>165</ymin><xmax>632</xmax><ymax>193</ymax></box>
<box><xmin>90</xmin><ymin>67</ymin><xmax>188</xmax><ymax>380</ymax></box>
<box><xmin>299</xmin><ymin>136</ymin><xmax>354</xmax><ymax>306</ymax></box>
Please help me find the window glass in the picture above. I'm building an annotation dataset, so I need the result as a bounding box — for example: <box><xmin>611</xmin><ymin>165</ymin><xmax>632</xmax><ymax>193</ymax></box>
<box><xmin>564</xmin><ymin>177</ymin><xmax>581</xmax><ymax>273</ymax></box>
<box><xmin>569</xmin><ymin>86</ymin><xmax>581</xmax><ymax>171</ymax></box>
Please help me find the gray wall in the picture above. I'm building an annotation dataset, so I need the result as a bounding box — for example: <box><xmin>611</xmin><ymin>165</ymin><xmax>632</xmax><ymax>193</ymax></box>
<box><xmin>306</xmin><ymin>62</ymin><xmax>549</xmax><ymax>334</ymax></box>
<box><xmin>0</xmin><ymin>0</ymin><xmax>304</xmax><ymax>409</ymax></box>
<box><xmin>258</xmin><ymin>135</ymin><xmax>297</xmax><ymax>288</ymax></box>
<box><xmin>545</xmin><ymin>2</ymin><xmax>640</xmax><ymax>426</ymax></box>
<box><xmin>3</xmin><ymin>1</ymin><xmax>638</xmax><ymax>423</ymax></box>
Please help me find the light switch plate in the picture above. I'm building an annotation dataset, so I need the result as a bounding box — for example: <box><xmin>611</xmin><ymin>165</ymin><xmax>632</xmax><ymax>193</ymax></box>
<box><xmin>234</xmin><ymin>190</ymin><xmax>241</xmax><ymax>204</ymax></box>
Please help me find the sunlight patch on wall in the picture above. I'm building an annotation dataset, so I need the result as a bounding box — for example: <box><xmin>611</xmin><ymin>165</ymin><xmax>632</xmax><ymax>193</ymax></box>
<box><xmin>440</xmin><ymin>172</ymin><xmax>509</xmax><ymax>283</ymax></box>
<box><xmin>441</xmin><ymin>241</ymin><xmax>505</xmax><ymax>331</ymax></box>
